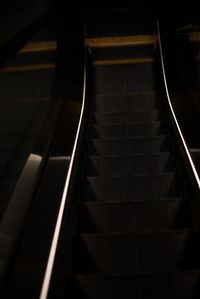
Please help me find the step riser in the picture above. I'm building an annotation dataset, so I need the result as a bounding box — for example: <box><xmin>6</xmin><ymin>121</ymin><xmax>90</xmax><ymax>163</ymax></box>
<box><xmin>78</xmin><ymin>200</ymin><xmax>191</xmax><ymax>233</ymax></box>
<box><xmin>87</xmin><ymin>137</ymin><xmax>170</xmax><ymax>156</ymax></box>
<box><xmin>85</xmin><ymin>154</ymin><xmax>175</xmax><ymax>176</ymax></box>
<box><xmin>73</xmin><ymin>232</ymin><xmax>200</xmax><ymax>274</ymax></box>
<box><xmin>88</xmin><ymin>123</ymin><xmax>166</xmax><ymax>139</ymax></box>
<box><xmin>82</xmin><ymin>175</ymin><xmax>181</xmax><ymax>201</ymax></box>
<box><xmin>70</xmin><ymin>275</ymin><xmax>200</xmax><ymax>299</ymax></box>
<box><xmin>91</xmin><ymin>94</ymin><xmax>160</xmax><ymax>112</ymax></box>
<box><xmin>90</xmin><ymin>110</ymin><xmax>163</xmax><ymax>124</ymax></box>
<box><xmin>91</xmin><ymin>64</ymin><xmax>157</xmax><ymax>94</ymax></box>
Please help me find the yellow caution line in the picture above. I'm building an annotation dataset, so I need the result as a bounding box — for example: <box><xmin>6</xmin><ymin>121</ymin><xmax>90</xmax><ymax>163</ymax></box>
<box><xmin>19</xmin><ymin>41</ymin><xmax>57</xmax><ymax>53</ymax></box>
<box><xmin>93</xmin><ymin>57</ymin><xmax>154</xmax><ymax>65</ymax></box>
<box><xmin>0</xmin><ymin>63</ymin><xmax>55</xmax><ymax>72</ymax></box>
<box><xmin>86</xmin><ymin>35</ymin><xmax>158</xmax><ymax>48</ymax></box>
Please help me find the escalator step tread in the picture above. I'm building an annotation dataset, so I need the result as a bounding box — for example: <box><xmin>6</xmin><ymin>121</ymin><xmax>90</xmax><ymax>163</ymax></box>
<box><xmin>77</xmin><ymin>199</ymin><xmax>191</xmax><ymax>233</ymax></box>
<box><xmin>85</xmin><ymin>153</ymin><xmax>176</xmax><ymax>176</ymax></box>
<box><xmin>81</xmin><ymin>174</ymin><xmax>182</xmax><ymax>201</ymax></box>
<box><xmin>90</xmin><ymin>109</ymin><xmax>163</xmax><ymax>124</ymax></box>
<box><xmin>72</xmin><ymin>231</ymin><xmax>200</xmax><ymax>275</ymax></box>
<box><xmin>88</xmin><ymin>122</ymin><xmax>166</xmax><ymax>139</ymax></box>
<box><xmin>87</xmin><ymin>136</ymin><xmax>170</xmax><ymax>156</ymax></box>
<box><xmin>91</xmin><ymin>93</ymin><xmax>161</xmax><ymax>112</ymax></box>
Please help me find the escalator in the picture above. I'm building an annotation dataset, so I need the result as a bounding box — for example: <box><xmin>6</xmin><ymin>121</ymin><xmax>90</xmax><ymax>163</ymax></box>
<box><xmin>0</xmin><ymin>16</ymin><xmax>57</xmax><ymax>221</ymax></box>
<box><xmin>0</xmin><ymin>15</ymin><xmax>62</xmax><ymax>294</ymax></box>
<box><xmin>60</xmin><ymin>12</ymin><xmax>200</xmax><ymax>299</ymax></box>
<box><xmin>1</xmin><ymin>8</ymin><xmax>200</xmax><ymax>299</ymax></box>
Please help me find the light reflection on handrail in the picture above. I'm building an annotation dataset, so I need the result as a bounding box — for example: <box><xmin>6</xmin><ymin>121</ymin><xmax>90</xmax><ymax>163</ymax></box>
<box><xmin>157</xmin><ymin>19</ymin><xmax>200</xmax><ymax>189</ymax></box>
<box><xmin>39</xmin><ymin>56</ymin><xmax>86</xmax><ymax>299</ymax></box>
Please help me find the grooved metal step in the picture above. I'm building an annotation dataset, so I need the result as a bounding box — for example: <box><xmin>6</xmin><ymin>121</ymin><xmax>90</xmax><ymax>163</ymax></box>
<box><xmin>85</xmin><ymin>153</ymin><xmax>175</xmax><ymax>176</ymax></box>
<box><xmin>91</xmin><ymin>64</ymin><xmax>157</xmax><ymax>94</ymax></box>
<box><xmin>69</xmin><ymin>272</ymin><xmax>200</xmax><ymax>299</ymax></box>
<box><xmin>77</xmin><ymin>199</ymin><xmax>191</xmax><ymax>233</ymax></box>
<box><xmin>88</xmin><ymin>122</ymin><xmax>166</xmax><ymax>139</ymax></box>
<box><xmin>87</xmin><ymin>136</ymin><xmax>170</xmax><ymax>156</ymax></box>
<box><xmin>90</xmin><ymin>109</ymin><xmax>163</xmax><ymax>125</ymax></box>
<box><xmin>91</xmin><ymin>93</ymin><xmax>160</xmax><ymax>112</ymax></box>
<box><xmin>91</xmin><ymin>45</ymin><xmax>156</xmax><ymax>61</ymax></box>
<box><xmin>72</xmin><ymin>231</ymin><xmax>200</xmax><ymax>274</ymax></box>
<box><xmin>81</xmin><ymin>174</ymin><xmax>181</xmax><ymax>201</ymax></box>
<box><xmin>85</xmin><ymin>153</ymin><xmax>176</xmax><ymax>176</ymax></box>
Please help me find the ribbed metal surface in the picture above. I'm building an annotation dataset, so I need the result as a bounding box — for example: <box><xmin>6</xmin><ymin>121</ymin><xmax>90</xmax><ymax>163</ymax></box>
<box><xmin>78</xmin><ymin>199</ymin><xmax>191</xmax><ymax>233</ymax></box>
<box><xmin>70</xmin><ymin>273</ymin><xmax>200</xmax><ymax>299</ymax></box>
<box><xmin>91</xmin><ymin>45</ymin><xmax>155</xmax><ymax>61</ymax></box>
<box><xmin>86</xmin><ymin>10</ymin><xmax>156</xmax><ymax>38</ymax></box>
<box><xmin>90</xmin><ymin>109</ymin><xmax>163</xmax><ymax>125</ymax></box>
<box><xmin>91</xmin><ymin>64</ymin><xmax>157</xmax><ymax>94</ymax></box>
<box><xmin>87</xmin><ymin>136</ymin><xmax>170</xmax><ymax>156</ymax></box>
<box><xmin>91</xmin><ymin>93</ymin><xmax>160</xmax><ymax>112</ymax></box>
<box><xmin>88</xmin><ymin>122</ymin><xmax>166</xmax><ymax>139</ymax></box>
<box><xmin>85</xmin><ymin>153</ymin><xmax>175</xmax><ymax>176</ymax></box>
<box><xmin>73</xmin><ymin>231</ymin><xmax>200</xmax><ymax>274</ymax></box>
<box><xmin>82</xmin><ymin>174</ymin><xmax>181</xmax><ymax>201</ymax></box>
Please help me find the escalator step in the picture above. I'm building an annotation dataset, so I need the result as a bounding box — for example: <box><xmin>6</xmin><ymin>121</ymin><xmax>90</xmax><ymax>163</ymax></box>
<box><xmin>88</xmin><ymin>122</ymin><xmax>166</xmax><ymax>139</ymax></box>
<box><xmin>90</xmin><ymin>109</ymin><xmax>163</xmax><ymax>125</ymax></box>
<box><xmin>70</xmin><ymin>272</ymin><xmax>200</xmax><ymax>299</ymax></box>
<box><xmin>91</xmin><ymin>64</ymin><xmax>157</xmax><ymax>94</ymax></box>
<box><xmin>86</xmin><ymin>12</ymin><xmax>156</xmax><ymax>37</ymax></box>
<box><xmin>82</xmin><ymin>174</ymin><xmax>181</xmax><ymax>201</ymax></box>
<box><xmin>72</xmin><ymin>231</ymin><xmax>200</xmax><ymax>274</ymax></box>
<box><xmin>91</xmin><ymin>93</ymin><xmax>160</xmax><ymax>112</ymax></box>
<box><xmin>91</xmin><ymin>45</ymin><xmax>155</xmax><ymax>61</ymax></box>
<box><xmin>85</xmin><ymin>153</ymin><xmax>176</xmax><ymax>176</ymax></box>
<box><xmin>87</xmin><ymin>136</ymin><xmax>170</xmax><ymax>156</ymax></box>
<box><xmin>77</xmin><ymin>199</ymin><xmax>191</xmax><ymax>233</ymax></box>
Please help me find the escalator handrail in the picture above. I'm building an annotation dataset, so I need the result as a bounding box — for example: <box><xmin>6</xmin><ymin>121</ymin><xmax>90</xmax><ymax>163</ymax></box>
<box><xmin>157</xmin><ymin>19</ymin><xmax>200</xmax><ymax>189</ymax></box>
<box><xmin>39</xmin><ymin>50</ymin><xmax>87</xmax><ymax>299</ymax></box>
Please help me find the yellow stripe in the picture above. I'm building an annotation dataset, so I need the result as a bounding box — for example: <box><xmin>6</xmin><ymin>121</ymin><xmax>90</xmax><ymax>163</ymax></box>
<box><xmin>1</xmin><ymin>63</ymin><xmax>55</xmax><ymax>72</ymax></box>
<box><xmin>19</xmin><ymin>41</ymin><xmax>57</xmax><ymax>53</ymax></box>
<box><xmin>93</xmin><ymin>57</ymin><xmax>154</xmax><ymax>65</ymax></box>
<box><xmin>86</xmin><ymin>35</ymin><xmax>158</xmax><ymax>48</ymax></box>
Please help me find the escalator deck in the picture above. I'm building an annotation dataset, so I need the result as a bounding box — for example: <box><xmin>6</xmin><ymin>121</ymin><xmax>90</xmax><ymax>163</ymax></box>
<box><xmin>67</xmin><ymin>16</ymin><xmax>200</xmax><ymax>299</ymax></box>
